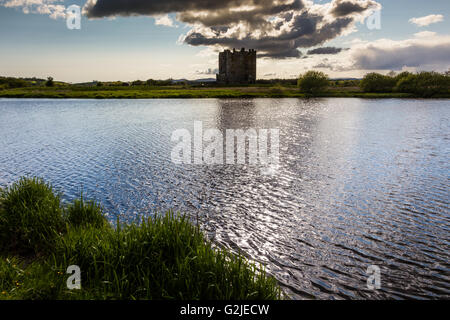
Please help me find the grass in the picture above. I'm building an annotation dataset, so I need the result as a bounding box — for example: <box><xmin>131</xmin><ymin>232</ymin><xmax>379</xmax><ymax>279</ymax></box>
<box><xmin>0</xmin><ymin>177</ymin><xmax>66</xmax><ymax>256</ymax></box>
<box><xmin>1</xmin><ymin>84</ymin><xmax>446</xmax><ymax>99</ymax></box>
<box><xmin>64</xmin><ymin>194</ymin><xmax>107</xmax><ymax>229</ymax></box>
<box><xmin>0</xmin><ymin>177</ymin><xmax>282</xmax><ymax>300</ymax></box>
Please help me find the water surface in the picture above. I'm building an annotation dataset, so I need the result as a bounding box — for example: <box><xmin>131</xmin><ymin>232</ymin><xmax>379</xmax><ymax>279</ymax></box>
<box><xmin>0</xmin><ymin>98</ymin><xmax>449</xmax><ymax>299</ymax></box>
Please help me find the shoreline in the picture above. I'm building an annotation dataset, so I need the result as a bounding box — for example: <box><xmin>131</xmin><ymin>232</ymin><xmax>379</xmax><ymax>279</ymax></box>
<box><xmin>1</xmin><ymin>87</ymin><xmax>449</xmax><ymax>99</ymax></box>
<box><xmin>0</xmin><ymin>177</ymin><xmax>282</xmax><ymax>300</ymax></box>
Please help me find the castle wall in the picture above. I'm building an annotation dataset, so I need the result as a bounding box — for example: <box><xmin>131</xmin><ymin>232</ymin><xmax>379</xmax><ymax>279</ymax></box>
<box><xmin>217</xmin><ymin>48</ymin><xmax>256</xmax><ymax>84</ymax></box>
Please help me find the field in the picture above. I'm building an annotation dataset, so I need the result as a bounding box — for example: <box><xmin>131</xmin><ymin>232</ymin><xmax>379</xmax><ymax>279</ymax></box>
<box><xmin>0</xmin><ymin>84</ymin><xmax>423</xmax><ymax>99</ymax></box>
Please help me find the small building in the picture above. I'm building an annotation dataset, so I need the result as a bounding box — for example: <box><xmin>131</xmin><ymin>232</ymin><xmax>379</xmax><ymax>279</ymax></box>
<box><xmin>216</xmin><ymin>48</ymin><xmax>257</xmax><ymax>84</ymax></box>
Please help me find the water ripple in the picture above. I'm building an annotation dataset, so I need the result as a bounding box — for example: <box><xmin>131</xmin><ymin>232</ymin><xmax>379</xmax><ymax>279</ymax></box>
<box><xmin>0</xmin><ymin>98</ymin><xmax>449</xmax><ymax>299</ymax></box>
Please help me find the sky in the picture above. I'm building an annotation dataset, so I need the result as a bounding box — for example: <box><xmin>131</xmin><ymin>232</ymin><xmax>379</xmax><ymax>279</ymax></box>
<box><xmin>0</xmin><ymin>0</ymin><xmax>449</xmax><ymax>82</ymax></box>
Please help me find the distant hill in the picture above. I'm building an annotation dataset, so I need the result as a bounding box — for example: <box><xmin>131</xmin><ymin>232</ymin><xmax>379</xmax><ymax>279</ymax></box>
<box><xmin>330</xmin><ymin>77</ymin><xmax>361</xmax><ymax>81</ymax></box>
<box><xmin>171</xmin><ymin>78</ymin><xmax>216</xmax><ymax>84</ymax></box>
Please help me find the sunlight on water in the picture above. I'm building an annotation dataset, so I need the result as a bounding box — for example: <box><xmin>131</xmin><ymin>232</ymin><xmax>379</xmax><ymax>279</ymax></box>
<box><xmin>0</xmin><ymin>98</ymin><xmax>449</xmax><ymax>299</ymax></box>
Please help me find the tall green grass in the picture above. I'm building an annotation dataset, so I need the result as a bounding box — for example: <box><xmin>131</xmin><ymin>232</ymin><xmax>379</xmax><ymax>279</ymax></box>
<box><xmin>0</xmin><ymin>177</ymin><xmax>65</xmax><ymax>255</ymax></box>
<box><xmin>0</xmin><ymin>177</ymin><xmax>282</xmax><ymax>300</ymax></box>
<box><xmin>64</xmin><ymin>194</ymin><xmax>107</xmax><ymax>229</ymax></box>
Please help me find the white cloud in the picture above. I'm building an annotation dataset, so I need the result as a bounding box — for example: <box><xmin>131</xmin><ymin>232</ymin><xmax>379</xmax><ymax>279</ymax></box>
<box><xmin>414</xmin><ymin>31</ymin><xmax>437</xmax><ymax>38</ymax></box>
<box><xmin>0</xmin><ymin>0</ymin><xmax>66</xmax><ymax>19</ymax></box>
<box><xmin>154</xmin><ymin>14</ymin><xmax>176</xmax><ymax>27</ymax></box>
<box><xmin>409</xmin><ymin>14</ymin><xmax>444</xmax><ymax>27</ymax></box>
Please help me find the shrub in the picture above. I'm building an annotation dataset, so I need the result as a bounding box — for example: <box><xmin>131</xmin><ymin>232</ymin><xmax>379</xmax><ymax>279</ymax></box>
<box><xmin>413</xmin><ymin>71</ymin><xmax>449</xmax><ymax>97</ymax></box>
<box><xmin>0</xmin><ymin>177</ymin><xmax>65</xmax><ymax>255</ymax></box>
<box><xmin>65</xmin><ymin>194</ymin><xmax>107</xmax><ymax>229</ymax></box>
<box><xmin>395</xmin><ymin>74</ymin><xmax>417</xmax><ymax>94</ymax></box>
<box><xmin>394</xmin><ymin>71</ymin><xmax>412</xmax><ymax>83</ymax></box>
<box><xmin>45</xmin><ymin>77</ymin><xmax>54</xmax><ymax>87</ymax></box>
<box><xmin>395</xmin><ymin>72</ymin><xmax>450</xmax><ymax>97</ymax></box>
<box><xmin>0</xmin><ymin>77</ymin><xmax>28</xmax><ymax>89</ymax></box>
<box><xmin>360</xmin><ymin>73</ymin><xmax>396</xmax><ymax>92</ymax></box>
<box><xmin>298</xmin><ymin>71</ymin><xmax>329</xmax><ymax>94</ymax></box>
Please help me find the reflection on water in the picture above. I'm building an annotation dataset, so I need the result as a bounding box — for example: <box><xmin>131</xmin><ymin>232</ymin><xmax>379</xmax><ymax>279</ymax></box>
<box><xmin>0</xmin><ymin>98</ymin><xmax>449</xmax><ymax>299</ymax></box>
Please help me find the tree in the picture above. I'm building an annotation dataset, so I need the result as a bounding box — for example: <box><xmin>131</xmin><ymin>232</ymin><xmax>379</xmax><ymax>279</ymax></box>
<box><xmin>394</xmin><ymin>71</ymin><xmax>412</xmax><ymax>82</ymax></box>
<box><xmin>0</xmin><ymin>77</ymin><xmax>28</xmax><ymax>88</ymax></box>
<box><xmin>132</xmin><ymin>80</ymin><xmax>145</xmax><ymax>86</ymax></box>
<box><xmin>359</xmin><ymin>73</ymin><xmax>396</xmax><ymax>92</ymax></box>
<box><xmin>45</xmin><ymin>76</ymin><xmax>54</xmax><ymax>87</ymax></box>
<box><xmin>395</xmin><ymin>74</ymin><xmax>416</xmax><ymax>93</ymax></box>
<box><xmin>297</xmin><ymin>71</ymin><xmax>329</xmax><ymax>94</ymax></box>
<box><xmin>387</xmin><ymin>70</ymin><xmax>396</xmax><ymax>77</ymax></box>
<box><xmin>395</xmin><ymin>71</ymin><xmax>449</xmax><ymax>97</ymax></box>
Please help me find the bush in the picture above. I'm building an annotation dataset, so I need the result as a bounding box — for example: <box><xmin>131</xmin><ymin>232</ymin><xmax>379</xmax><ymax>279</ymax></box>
<box><xmin>360</xmin><ymin>73</ymin><xmax>396</xmax><ymax>92</ymax></box>
<box><xmin>394</xmin><ymin>71</ymin><xmax>412</xmax><ymax>83</ymax></box>
<box><xmin>395</xmin><ymin>71</ymin><xmax>450</xmax><ymax>97</ymax></box>
<box><xmin>297</xmin><ymin>71</ymin><xmax>329</xmax><ymax>94</ymax></box>
<box><xmin>65</xmin><ymin>194</ymin><xmax>107</xmax><ymax>229</ymax></box>
<box><xmin>0</xmin><ymin>177</ymin><xmax>65</xmax><ymax>254</ymax></box>
<box><xmin>0</xmin><ymin>77</ymin><xmax>28</xmax><ymax>89</ymax></box>
<box><xmin>395</xmin><ymin>74</ymin><xmax>416</xmax><ymax>94</ymax></box>
<box><xmin>45</xmin><ymin>77</ymin><xmax>54</xmax><ymax>87</ymax></box>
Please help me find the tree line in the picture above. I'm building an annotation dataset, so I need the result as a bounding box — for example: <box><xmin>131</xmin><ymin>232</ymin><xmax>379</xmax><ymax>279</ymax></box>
<box><xmin>297</xmin><ymin>70</ymin><xmax>450</xmax><ymax>97</ymax></box>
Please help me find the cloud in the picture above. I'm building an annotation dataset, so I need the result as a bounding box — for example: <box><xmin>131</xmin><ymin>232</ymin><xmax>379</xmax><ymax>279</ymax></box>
<box><xmin>0</xmin><ymin>0</ymin><xmax>67</xmax><ymax>19</ymax></box>
<box><xmin>330</xmin><ymin>0</ymin><xmax>374</xmax><ymax>17</ymax></box>
<box><xmin>154</xmin><ymin>14</ymin><xmax>176</xmax><ymax>27</ymax></box>
<box><xmin>350</xmin><ymin>34</ymin><xmax>450</xmax><ymax>71</ymax></box>
<box><xmin>414</xmin><ymin>31</ymin><xmax>437</xmax><ymax>38</ymax></box>
<box><xmin>83</xmin><ymin>0</ymin><xmax>381</xmax><ymax>59</ymax></box>
<box><xmin>409</xmin><ymin>14</ymin><xmax>444</xmax><ymax>27</ymax></box>
<box><xmin>307</xmin><ymin>47</ymin><xmax>346</xmax><ymax>55</ymax></box>
<box><xmin>195</xmin><ymin>68</ymin><xmax>219</xmax><ymax>75</ymax></box>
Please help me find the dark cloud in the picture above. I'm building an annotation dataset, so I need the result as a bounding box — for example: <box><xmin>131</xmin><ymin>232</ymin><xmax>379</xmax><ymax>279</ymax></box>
<box><xmin>84</xmin><ymin>0</ymin><xmax>301</xmax><ymax>19</ymax></box>
<box><xmin>84</xmin><ymin>0</ymin><xmax>380</xmax><ymax>59</ymax></box>
<box><xmin>307</xmin><ymin>47</ymin><xmax>346</xmax><ymax>55</ymax></box>
<box><xmin>330</xmin><ymin>0</ymin><xmax>375</xmax><ymax>17</ymax></box>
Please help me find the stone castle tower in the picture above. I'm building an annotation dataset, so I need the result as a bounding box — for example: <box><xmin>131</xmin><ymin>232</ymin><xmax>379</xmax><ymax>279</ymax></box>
<box><xmin>216</xmin><ymin>48</ymin><xmax>256</xmax><ymax>84</ymax></box>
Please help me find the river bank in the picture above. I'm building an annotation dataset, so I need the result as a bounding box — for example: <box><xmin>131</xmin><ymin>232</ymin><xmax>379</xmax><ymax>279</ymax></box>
<box><xmin>0</xmin><ymin>177</ymin><xmax>282</xmax><ymax>300</ymax></box>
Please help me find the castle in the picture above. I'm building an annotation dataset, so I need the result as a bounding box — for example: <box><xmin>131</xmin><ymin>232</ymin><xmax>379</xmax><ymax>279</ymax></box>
<box><xmin>216</xmin><ymin>48</ymin><xmax>257</xmax><ymax>84</ymax></box>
